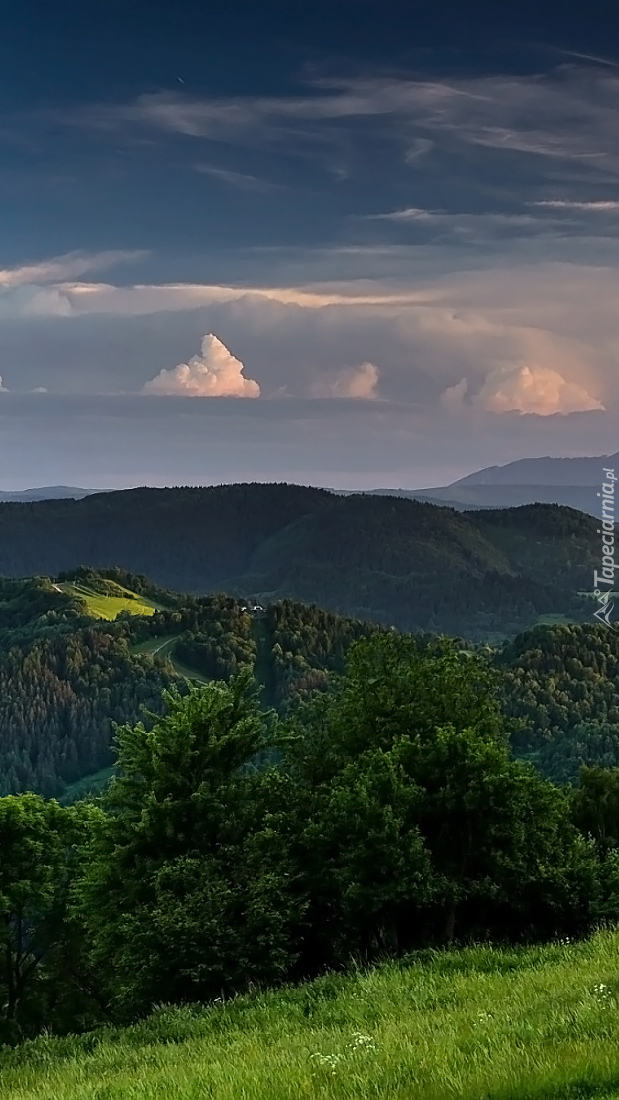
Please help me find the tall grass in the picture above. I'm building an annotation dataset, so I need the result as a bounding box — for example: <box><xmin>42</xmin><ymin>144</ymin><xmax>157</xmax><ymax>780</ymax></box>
<box><xmin>4</xmin><ymin>928</ymin><xmax>619</xmax><ymax>1099</ymax></box>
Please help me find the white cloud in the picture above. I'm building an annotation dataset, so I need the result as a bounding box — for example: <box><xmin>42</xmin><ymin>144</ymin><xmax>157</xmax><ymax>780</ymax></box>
<box><xmin>0</xmin><ymin>377</ymin><xmax>8</xmax><ymax>392</ymax></box>
<box><xmin>530</xmin><ymin>200</ymin><xmax>619</xmax><ymax>211</ymax></box>
<box><xmin>370</xmin><ymin>207</ymin><xmax>443</xmax><ymax>221</ymax></box>
<box><xmin>0</xmin><ymin>250</ymin><xmax>147</xmax><ymax>288</ymax></box>
<box><xmin>0</xmin><ymin>285</ymin><xmax>74</xmax><ymax>320</ymax></box>
<box><xmin>61</xmin><ymin>280</ymin><xmax>440</xmax><ymax>315</ymax></box>
<box><xmin>474</xmin><ymin>364</ymin><xmax>605</xmax><ymax>415</ymax></box>
<box><xmin>312</xmin><ymin>362</ymin><xmax>379</xmax><ymax>399</ymax></box>
<box><xmin>440</xmin><ymin>378</ymin><xmax>469</xmax><ymax>410</ymax></box>
<box><xmin>50</xmin><ymin>64</ymin><xmax>619</xmax><ymax>177</ymax></box>
<box><xmin>4</xmin><ymin>251</ymin><xmax>619</xmax><ymax>411</ymax></box>
<box><xmin>364</xmin><ymin>208</ymin><xmax>547</xmax><ymax>240</ymax></box>
<box><xmin>194</xmin><ymin>164</ymin><xmax>282</xmax><ymax>191</ymax></box>
<box><xmin>142</xmin><ymin>334</ymin><xmax>260</xmax><ymax>397</ymax></box>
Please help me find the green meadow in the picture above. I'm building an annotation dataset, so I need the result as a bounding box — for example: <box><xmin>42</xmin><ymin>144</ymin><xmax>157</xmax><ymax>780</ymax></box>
<box><xmin>57</xmin><ymin>581</ymin><xmax>158</xmax><ymax>621</ymax></box>
<box><xmin>4</xmin><ymin>927</ymin><xmax>619</xmax><ymax>1100</ymax></box>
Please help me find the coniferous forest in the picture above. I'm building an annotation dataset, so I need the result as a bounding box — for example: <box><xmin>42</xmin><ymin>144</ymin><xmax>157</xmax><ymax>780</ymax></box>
<box><xmin>2</xmin><ymin>560</ymin><xmax>619</xmax><ymax>1055</ymax></box>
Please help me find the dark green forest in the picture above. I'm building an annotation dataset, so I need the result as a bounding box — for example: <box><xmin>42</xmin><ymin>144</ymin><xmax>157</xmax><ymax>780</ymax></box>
<box><xmin>4</xmin><ymin>635</ymin><xmax>619</xmax><ymax>1047</ymax></box>
<box><xmin>0</xmin><ymin>567</ymin><xmax>618</xmax><ymax>802</ymax></box>
<box><xmin>0</xmin><ymin>485</ymin><xmax>599</xmax><ymax>636</ymax></box>
<box><xmin>0</xmin><ymin>571</ymin><xmax>381</xmax><ymax>798</ymax></box>
<box><xmin>2</xmin><ymin>547</ymin><xmax>619</xmax><ymax>1049</ymax></box>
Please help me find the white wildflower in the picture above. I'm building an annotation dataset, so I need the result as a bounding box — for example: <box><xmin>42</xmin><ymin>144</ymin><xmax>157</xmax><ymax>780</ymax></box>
<box><xmin>348</xmin><ymin>1031</ymin><xmax>377</xmax><ymax>1052</ymax></box>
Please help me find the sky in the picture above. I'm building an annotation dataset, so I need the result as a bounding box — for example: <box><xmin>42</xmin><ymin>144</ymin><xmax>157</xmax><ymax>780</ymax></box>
<box><xmin>1</xmin><ymin>0</ymin><xmax>619</xmax><ymax>489</ymax></box>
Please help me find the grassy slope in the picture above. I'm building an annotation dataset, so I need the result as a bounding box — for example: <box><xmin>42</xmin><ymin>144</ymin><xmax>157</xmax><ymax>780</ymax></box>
<box><xmin>131</xmin><ymin>636</ymin><xmax>210</xmax><ymax>684</ymax></box>
<box><xmin>57</xmin><ymin>581</ymin><xmax>158</xmax><ymax>621</ymax></box>
<box><xmin>5</xmin><ymin>928</ymin><xmax>619</xmax><ymax>1099</ymax></box>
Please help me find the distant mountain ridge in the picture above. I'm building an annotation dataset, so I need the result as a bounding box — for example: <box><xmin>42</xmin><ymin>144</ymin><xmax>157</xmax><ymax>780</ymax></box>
<box><xmin>354</xmin><ymin>449</ymin><xmax>619</xmax><ymax>515</ymax></box>
<box><xmin>451</xmin><ymin>451</ymin><xmax>619</xmax><ymax>487</ymax></box>
<box><xmin>0</xmin><ymin>486</ymin><xmax>101</xmax><ymax>502</ymax></box>
<box><xmin>0</xmin><ymin>482</ymin><xmax>600</xmax><ymax>639</ymax></box>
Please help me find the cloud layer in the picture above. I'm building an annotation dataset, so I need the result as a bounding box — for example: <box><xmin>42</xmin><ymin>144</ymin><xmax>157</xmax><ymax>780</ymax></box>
<box><xmin>142</xmin><ymin>334</ymin><xmax>260</xmax><ymax>397</ymax></box>
<box><xmin>3</xmin><ymin>50</ymin><xmax>619</xmax><ymax>483</ymax></box>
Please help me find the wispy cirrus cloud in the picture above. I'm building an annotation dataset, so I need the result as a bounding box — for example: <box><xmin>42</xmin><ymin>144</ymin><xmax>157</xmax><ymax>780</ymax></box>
<box><xmin>364</xmin><ymin>208</ymin><xmax>547</xmax><ymax>232</ymax></box>
<box><xmin>45</xmin><ymin>64</ymin><xmax>619</xmax><ymax>179</ymax></box>
<box><xmin>194</xmin><ymin>164</ymin><xmax>284</xmax><ymax>191</ymax></box>
<box><xmin>529</xmin><ymin>199</ymin><xmax>619</xmax><ymax>210</ymax></box>
<box><xmin>0</xmin><ymin>249</ymin><xmax>148</xmax><ymax>288</ymax></box>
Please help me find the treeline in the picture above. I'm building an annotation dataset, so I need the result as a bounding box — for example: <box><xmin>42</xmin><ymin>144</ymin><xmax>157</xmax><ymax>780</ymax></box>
<box><xmin>3</xmin><ymin>634</ymin><xmax>619</xmax><ymax>1046</ymax></box>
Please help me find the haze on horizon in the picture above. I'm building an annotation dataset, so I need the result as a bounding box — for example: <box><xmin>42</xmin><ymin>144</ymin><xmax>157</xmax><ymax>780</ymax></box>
<box><xmin>0</xmin><ymin>0</ymin><xmax>618</xmax><ymax>489</ymax></box>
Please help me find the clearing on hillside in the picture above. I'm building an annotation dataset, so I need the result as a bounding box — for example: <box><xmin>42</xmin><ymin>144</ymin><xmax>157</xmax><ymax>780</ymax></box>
<box><xmin>57</xmin><ymin>580</ymin><xmax>158</xmax><ymax>621</ymax></box>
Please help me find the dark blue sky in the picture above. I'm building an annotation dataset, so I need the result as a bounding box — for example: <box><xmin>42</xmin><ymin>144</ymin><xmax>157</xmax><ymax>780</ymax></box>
<box><xmin>0</xmin><ymin>0</ymin><xmax>617</xmax><ymax>487</ymax></box>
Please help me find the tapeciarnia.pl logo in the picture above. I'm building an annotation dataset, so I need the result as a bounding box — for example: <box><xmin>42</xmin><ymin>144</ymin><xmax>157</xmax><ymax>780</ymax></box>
<box><xmin>592</xmin><ymin>467</ymin><xmax>617</xmax><ymax>626</ymax></box>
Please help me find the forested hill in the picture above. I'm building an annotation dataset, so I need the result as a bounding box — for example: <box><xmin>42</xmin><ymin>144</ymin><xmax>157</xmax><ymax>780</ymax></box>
<box><xmin>0</xmin><ymin>483</ymin><xmax>600</xmax><ymax>636</ymax></box>
<box><xmin>2</xmin><ymin>568</ymin><xmax>619</xmax><ymax>802</ymax></box>
<box><xmin>0</xmin><ymin>570</ymin><xmax>378</xmax><ymax>798</ymax></box>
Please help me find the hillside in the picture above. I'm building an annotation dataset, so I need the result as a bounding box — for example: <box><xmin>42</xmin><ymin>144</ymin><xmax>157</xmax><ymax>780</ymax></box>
<box><xmin>2</xmin><ymin>567</ymin><xmax>619</xmax><ymax>799</ymax></box>
<box><xmin>0</xmin><ymin>570</ymin><xmax>378</xmax><ymax>798</ymax></box>
<box><xmin>4</xmin><ymin>593</ymin><xmax>619</xmax><ymax>1068</ymax></box>
<box><xmin>0</xmin><ymin>484</ymin><xmax>601</xmax><ymax>636</ymax></box>
<box><xmin>501</xmin><ymin>622</ymin><xmax>619</xmax><ymax>784</ymax></box>
<box><xmin>4</xmin><ymin>928</ymin><xmax>619</xmax><ymax>1099</ymax></box>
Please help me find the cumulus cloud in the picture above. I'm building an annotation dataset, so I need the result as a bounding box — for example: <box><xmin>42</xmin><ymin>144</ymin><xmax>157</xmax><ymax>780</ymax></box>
<box><xmin>142</xmin><ymin>334</ymin><xmax>260</xmax><ymax>397</ymax></box>
<box><xmin>312</xmin><ymin>362</ymin><xmax>379</xmax><ymax>399</ymax></box>
<box><xmin>445</xmin><ymin>364</ymin><xmax>605</xmax><ymax>415</ymax></box>
<box><xmin>3</xmin><ymin>250</ymin><xmax>619</xmax><ymax>410</ymax></box>
<box><xmin>0</xmin><ymin>377</ymin><xmax>8</xmax><ymax>392</ymax></box>
<box><xmin>440</xmin><ymin>378</ymin><xmax>469</xmax><ymax>411</ymax></box>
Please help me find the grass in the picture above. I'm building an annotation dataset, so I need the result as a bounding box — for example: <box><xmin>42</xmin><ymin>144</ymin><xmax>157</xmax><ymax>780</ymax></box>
<box><xmin>58</xmin><ymin>582</ymin><xmax>158</xmax><ymax>621</ymax></box>
<box><xmin>132</xmin><ymin>635</ymin><xmax>210</xmax><ymax>685</ymax></box>
<box><xmin>6</xmin><ymin>928</ymin><xmax>619</xmax><ymax>1098</ymax></box>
